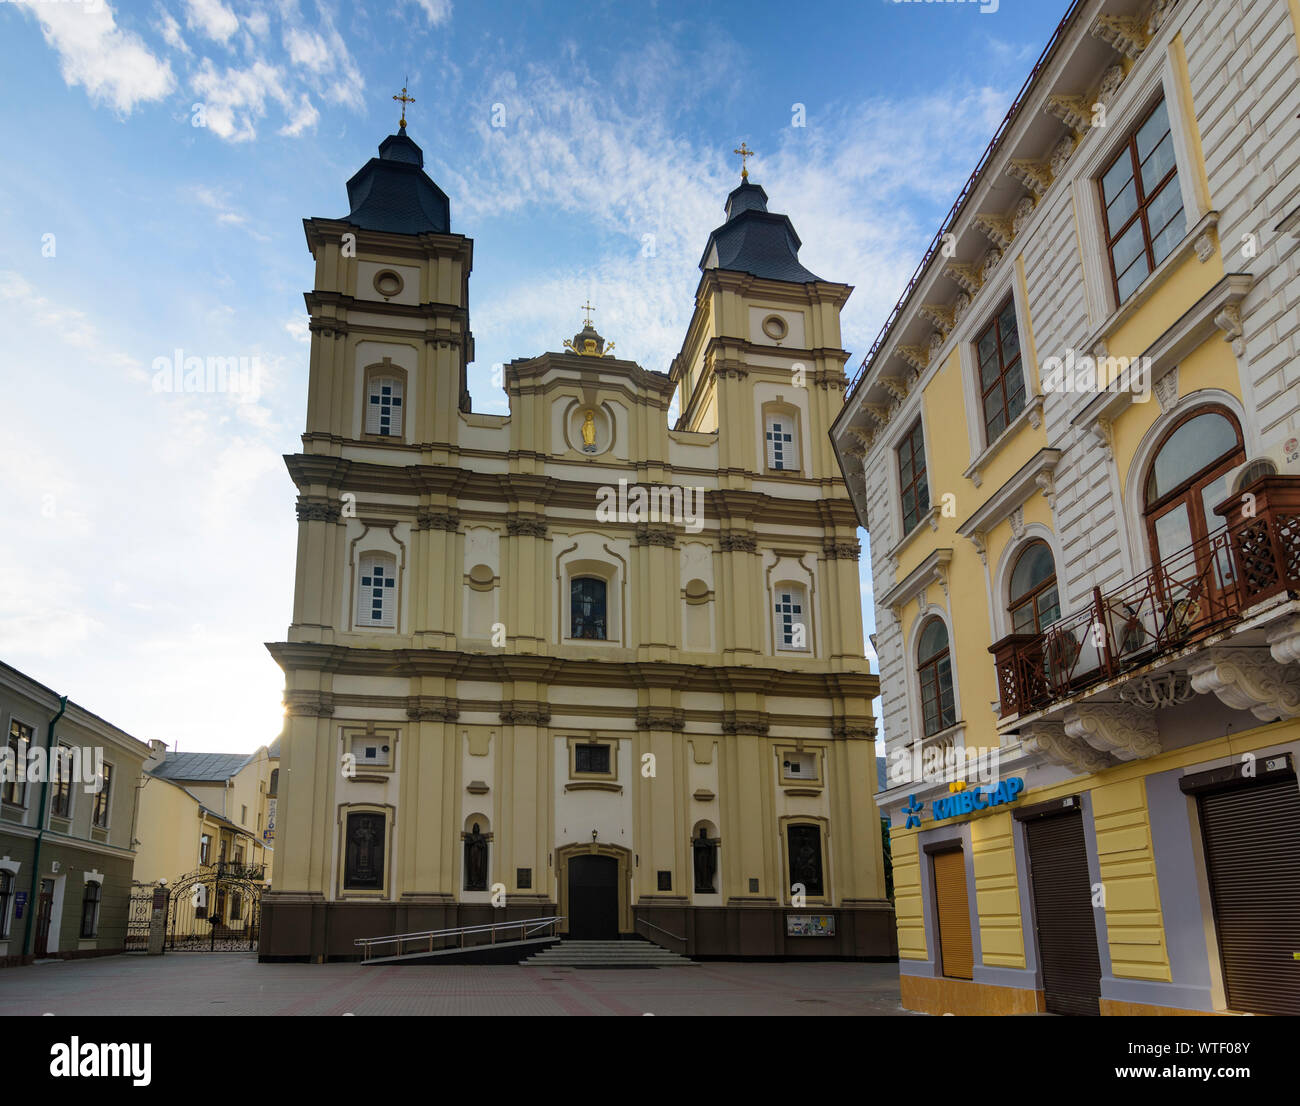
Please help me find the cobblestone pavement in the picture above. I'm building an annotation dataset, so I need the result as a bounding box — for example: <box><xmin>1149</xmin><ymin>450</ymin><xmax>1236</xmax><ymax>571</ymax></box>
<box><xmin>0</xmin><ymin>954</ymin><xmax>913</xmax><ymax>1015</ymax></box>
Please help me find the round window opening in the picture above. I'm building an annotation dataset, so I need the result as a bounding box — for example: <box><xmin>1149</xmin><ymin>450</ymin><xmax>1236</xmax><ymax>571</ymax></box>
<box><xmin>761</xmin><ymin>314</ymin><xmax>788</xmax><ymax>341</ymax></box>
<box><xmin>374</xmin><ymin>270</ymin><xmax>404</xmax><ymax>298</ymax></box>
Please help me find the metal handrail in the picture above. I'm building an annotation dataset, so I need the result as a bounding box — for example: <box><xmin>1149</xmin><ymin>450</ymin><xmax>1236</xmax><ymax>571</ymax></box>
<box><xmin>355</xmin><ymin>915</ymin><xmax>564</xmax><ymax>961</ymax></box>
<box><xmin>636</xmin><ymin>917</ymin><xmax>687</xmax><ymax>949</ymax></box>
<box><xmin>846</xmin><ymin>0</ymin><xmax>1084</xmax><ymax>401</ymax></box>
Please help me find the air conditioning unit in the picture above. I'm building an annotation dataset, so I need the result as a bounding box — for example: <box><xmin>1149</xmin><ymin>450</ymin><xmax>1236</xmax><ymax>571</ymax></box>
<box><xmin>1229</xmin><ymin>431</ymin><xmax>1300</xmax><ymax>494</ymax></box>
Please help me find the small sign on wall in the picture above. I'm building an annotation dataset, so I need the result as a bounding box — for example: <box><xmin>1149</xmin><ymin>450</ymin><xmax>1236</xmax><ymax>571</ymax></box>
<box><xmin>786</xmin><ymin>914</ymin><xmax>835</xmax><ymax>937</ymax></box>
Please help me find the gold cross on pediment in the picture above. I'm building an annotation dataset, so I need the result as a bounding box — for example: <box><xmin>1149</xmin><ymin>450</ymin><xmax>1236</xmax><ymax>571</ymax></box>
<box><xmin>581</xmin><ymin>300</ymin><xmax>596</xmax><ymax>326</ymax></box>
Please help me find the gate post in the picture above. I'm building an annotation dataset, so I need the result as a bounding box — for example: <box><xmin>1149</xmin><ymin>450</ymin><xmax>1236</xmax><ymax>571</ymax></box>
<box><xmin>147</xmin><ymin>884</ymin><xmax>169</xmax><ymax>956</ymax></box>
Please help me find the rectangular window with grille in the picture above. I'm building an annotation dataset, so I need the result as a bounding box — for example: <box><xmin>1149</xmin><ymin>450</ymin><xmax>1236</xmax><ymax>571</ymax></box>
<box><xmin>765</xmin><ymin>415</ymin><xmax>796</xmax><ymax>471</ymax></box>
<box><xmin>574</xmin><ymin>744</ymin><xmax>611</xmax><ymax>775</ymax></box>
<box><xmin>356</xmin><ymin>555</ymin><xmax>397</xmax><ymax>628</ymax></box>
<box><xmin>92</xmin><ymin>763</ymin><xmax>112</xmax><ymax>828</ymax></box>
<box><xmin>3</xmin><ymin>720</ymin><xmax>32</xmax><ymax>807</ymax></box>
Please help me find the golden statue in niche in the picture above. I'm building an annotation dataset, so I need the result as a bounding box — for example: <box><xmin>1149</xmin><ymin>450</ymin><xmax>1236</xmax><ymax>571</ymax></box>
<box><xmin>580</xmin><ymin>409</ymin><xmax>598</xmax><ymax>451</ymax></box>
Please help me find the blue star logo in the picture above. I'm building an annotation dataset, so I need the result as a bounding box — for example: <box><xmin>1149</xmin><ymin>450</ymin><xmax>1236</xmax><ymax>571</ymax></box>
<box><xmin>902</xmin><ymin>795</ymin><xmax>924</xmax><ymax>830</ymax></box>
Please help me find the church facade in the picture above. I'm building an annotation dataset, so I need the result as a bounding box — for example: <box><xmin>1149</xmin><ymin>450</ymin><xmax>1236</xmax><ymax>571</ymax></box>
<box><xmin>261</xmin><ymin>123</ymin><xmax>892</xmax><ymax>960</ymax></box>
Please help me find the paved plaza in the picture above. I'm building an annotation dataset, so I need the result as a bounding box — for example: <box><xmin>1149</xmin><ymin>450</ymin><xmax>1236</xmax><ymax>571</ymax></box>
<box><xmin>0</xmin><ymin>954</ymin><xmax>911</xmax><ymax>1016</ymax></box>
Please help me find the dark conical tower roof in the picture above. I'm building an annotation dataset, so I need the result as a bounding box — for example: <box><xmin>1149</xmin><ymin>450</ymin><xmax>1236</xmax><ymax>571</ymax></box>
<box><xmin>699</xmin><ymin>177</ymin><xmax>821</xmax><ymax>283</ymax></box>
<box><xmin>341</xmin><ymin>126</ymin><xmax>450</xmax><ymax>234</ymax></box>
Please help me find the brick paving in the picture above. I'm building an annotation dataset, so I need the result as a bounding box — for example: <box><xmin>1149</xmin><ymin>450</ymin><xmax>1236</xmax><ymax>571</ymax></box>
<box><xmin>0</xmin><ymin>954</ymin><xmax>913</xmax><ymax>1016</ymax></box>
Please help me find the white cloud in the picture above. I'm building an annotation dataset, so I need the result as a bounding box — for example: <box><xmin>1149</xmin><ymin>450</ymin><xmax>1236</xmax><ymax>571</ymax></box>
<box><xmin>406</xmin><ymin>0</ymin><xmax>453</xmax><ymax>26</ymax></box>
<box><xmin>184</xmin><ymin>0</ymin><xmax>239</xmax><ymax>43</ymax></box>
<box><xmin>279</xmin><ymin>92</ymin><xmax>319</xmax><ymax>136</ymax></box>
<box><xmin>190</xmin><ymin>57</ymin><xmax>286</xmax><ymax>141</ymax></box>
<box><xmin>22</xmin><ymin>0</ymin><xmax>175</xmax><ymax>115</ymax></box>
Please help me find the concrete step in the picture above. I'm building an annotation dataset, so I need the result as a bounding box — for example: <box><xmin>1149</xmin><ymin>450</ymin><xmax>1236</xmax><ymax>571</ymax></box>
<box><xmin>522</xmin><ymin>939</ymin><xmax>696</xmax><ymax>968</ymax></box>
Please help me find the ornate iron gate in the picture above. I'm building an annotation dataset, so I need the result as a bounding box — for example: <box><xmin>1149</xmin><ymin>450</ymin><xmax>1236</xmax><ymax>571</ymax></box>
<box><xmin>166</xmin><ymin>864</ymin><xmax>265</xmax><ymax>952</ymax></box>
<box><xmin>123</xmin><ymin>882</ymin><xmax>160</xmax><ymax>952</ymax></box>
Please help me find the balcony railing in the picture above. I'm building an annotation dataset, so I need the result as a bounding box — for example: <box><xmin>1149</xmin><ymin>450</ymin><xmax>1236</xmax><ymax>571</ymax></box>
<box><xmin>991</xmin><ymin>477</ymin><xmax>1300</xmax><ymax>718</ymax></box>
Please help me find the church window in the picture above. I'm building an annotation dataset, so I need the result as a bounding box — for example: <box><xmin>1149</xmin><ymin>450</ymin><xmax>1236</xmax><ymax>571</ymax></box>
<box><xmin>356</xmin><ymin>554</ymin><xmax>397</xmax><ymax>628</ymax></box>
<box><xmin>365</xmin><ymin>375</ymin><xmax>404</xmax><ymax>437</ymax></box>
<box><xmin>786</xmin><ymin>824</ymin><xmax>824</xmax><ymax>897</ymax></box>
<box><xmin>570</xmin><ymin>576</ymin><xmax>607</xmax><ymax>640</ymax></box>
<box><xmin>765</xmin><ymin>414</ymin><xmax>795</xmax><ymax>471</ymax></box>
<box><xmin>773</xmin><ymin>585</ymin><xmax>808</xmax><ymax>651</ymax></box>
<box><xmin>574</xmin><ymin>743</ymin><xmax>611</xmax><ymax>775</ymax></box>
<box><xmin>343</xmin><ymin>811</ymin><xmax>386</xmax><ymax>891</ymax></box>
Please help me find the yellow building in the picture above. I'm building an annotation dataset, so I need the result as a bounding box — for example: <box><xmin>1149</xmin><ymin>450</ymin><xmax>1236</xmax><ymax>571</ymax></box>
<box><xmin>832</xmin><ymin>0</ymin><xmax>1300</xmax><ymax>1015</ymax></box>
<box><xmin>134</xmin><ymin>743</ymin><xmax>278</xmax><ymax>942</ymax></box>
<box><xmin>261</xmin><ymin>119</ymin><xmax>891</xmax><ymax>960</ymax></box>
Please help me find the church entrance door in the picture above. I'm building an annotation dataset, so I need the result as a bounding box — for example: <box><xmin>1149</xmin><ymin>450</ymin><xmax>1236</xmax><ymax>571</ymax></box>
<box><xmin>567</xmin><ymin>854</ymin><xmax>619</xmax><ymax>939</ymax></box>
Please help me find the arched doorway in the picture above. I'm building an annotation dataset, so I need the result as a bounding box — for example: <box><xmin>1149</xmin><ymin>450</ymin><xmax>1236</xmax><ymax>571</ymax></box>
<box><xmin>555</xmin><ymin>843</ymin><xmax>630</xmax><ymax>939</ymax></box>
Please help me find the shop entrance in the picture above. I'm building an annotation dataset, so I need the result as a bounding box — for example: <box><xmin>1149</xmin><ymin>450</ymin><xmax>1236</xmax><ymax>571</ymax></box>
<box><xmin>1023</xmin><ymin>808</ymin><xmax>1102</xmax><ymax>1016</ymax></box>
<box><xmin>1197</xmin><ymin>774</ymin><xmax>1300</xmax><ymax>1015</ymax></box>
<box><xmin>930</xmin><ymin>847</ymin><xmax>973</xmax><ymax>979</ymax></box>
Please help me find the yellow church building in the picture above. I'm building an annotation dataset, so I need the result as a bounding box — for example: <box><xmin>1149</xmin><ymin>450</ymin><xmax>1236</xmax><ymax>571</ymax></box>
<box><xmin>260</xmin><ymin>119</ymin><xmax>892</xmax><ymax>960</ymax></box>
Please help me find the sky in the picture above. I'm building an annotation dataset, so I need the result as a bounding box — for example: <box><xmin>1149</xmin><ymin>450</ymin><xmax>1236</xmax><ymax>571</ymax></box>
<box><xmin>0</xmin><ymin>0</ymin><xmax>1068</xmax><ymax>754</ymax></box>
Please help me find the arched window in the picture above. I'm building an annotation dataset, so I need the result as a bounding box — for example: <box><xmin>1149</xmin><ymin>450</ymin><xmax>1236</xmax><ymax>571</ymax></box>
<box><xmin>763</xmin><ymin>407</ymin><xmax>800</xmax><ymax>473</ymax></box>
<box><xmin>917</xmin><ymin>617</ymin><xmax>956</xmax><ymax>737</ymax></box>
<box><xmin>1008</xmin><ymin>540</ymin><xmax>1060</xmax><ymax>634</ymax></box>
<box><xmin>355</xmin><ymin>552</ymin><xmax>398</xmax><ymax>628</ymax></box>
<box><xmin>1143</xmin><ymin>407</ymin><xmax>1244</xmax><ymax>563</ymax></box>
<box><xmin>571</xmin><ymin>576</ymin><xmax>607</xmax><ymax>640</ymax></box>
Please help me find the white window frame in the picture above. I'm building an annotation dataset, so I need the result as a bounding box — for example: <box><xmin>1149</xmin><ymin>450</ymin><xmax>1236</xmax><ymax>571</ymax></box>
<box><xmin>772</xmin><ymin>581</ymin><xmax>810</xmax><ymax>653</ymax></box>
<box><xmin>354</xmin><ymin>551</ymin><xmax>399</xmax><ymax>630</ymax></box>
<box><xmin>1071</xmin><ymin>51</ymin><xmax>1207</xmax><ymax>330</ymax></box>
<box><xmin>364</xmin><ymin>374</ymin><xmax>405</xmax><ymax>439</ymax></box>
<box><xmin>764</xmin><ymin>411</ymin><xmax>799</xmax><ymax>473</ymax></box>
<box><xmin>3</xmin><ymin>716</ymin><xmax>35</xmax><ymax>810</ymax></box>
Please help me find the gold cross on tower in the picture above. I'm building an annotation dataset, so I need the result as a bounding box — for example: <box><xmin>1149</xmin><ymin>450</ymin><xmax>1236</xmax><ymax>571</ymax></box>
<box><xmin>581</xmin><ymin>300</ymin><xmax>596</xmax><ymax>327</ymax></box>
<box><xmin>393</xmin><ymin>82</ymin><xmax>415</xmax><ymax>129</ymax></box>
<box><xmin>734</xmin><ymin>141</ymin><xmax>755</xmax><ymax>180</ymax></box>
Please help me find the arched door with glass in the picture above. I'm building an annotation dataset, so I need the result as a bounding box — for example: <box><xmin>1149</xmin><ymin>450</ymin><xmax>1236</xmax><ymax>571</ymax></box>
<box><xmin>1142</xmin><ymin>406</ymin><xmax>1244</xmax><ymax>631</ymax></box>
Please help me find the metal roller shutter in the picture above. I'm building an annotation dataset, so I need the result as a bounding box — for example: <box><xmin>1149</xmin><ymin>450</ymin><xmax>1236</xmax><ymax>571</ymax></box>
<box><xmin>932</xmin><ymin>848</ymin><xmax>973</xmax><ymax>980</ymax></box>
<box><xmin>1025</xmin><ymin>810</ymin><xmax>1102</xmax><ymax>1016</ymax></box>
<box><xmin>1198</xmin><ymin>777</ymin><xmax>1300</xmax><ymax>1015</ymax></box>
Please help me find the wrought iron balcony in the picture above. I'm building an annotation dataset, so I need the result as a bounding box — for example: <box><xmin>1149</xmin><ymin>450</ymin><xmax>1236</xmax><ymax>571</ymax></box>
<box><xmin>991</xmin><ymin>476</ymin><xmax>1300</xmax><ymax>718</ymax></box>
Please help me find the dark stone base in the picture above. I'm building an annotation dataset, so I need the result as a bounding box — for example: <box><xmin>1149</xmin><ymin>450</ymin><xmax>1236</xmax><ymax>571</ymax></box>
<box><xmin>260</xmin><ymin>894</ymin><xmax>898</xmax><ymax>962</ymax></box>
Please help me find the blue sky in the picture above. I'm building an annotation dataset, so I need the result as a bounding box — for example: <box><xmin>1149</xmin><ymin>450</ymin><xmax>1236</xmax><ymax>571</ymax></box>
<box><xmin>0</xmin><ymin>0</ymin><xmax>1067</xmax><ymax>752</ymax></box>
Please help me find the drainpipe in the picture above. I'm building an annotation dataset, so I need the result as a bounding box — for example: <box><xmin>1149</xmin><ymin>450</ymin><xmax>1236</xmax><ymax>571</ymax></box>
<box><xmin>23</xmin><ymin>695</ymin><xmax>68</xmax><ymax>958</ymax></box>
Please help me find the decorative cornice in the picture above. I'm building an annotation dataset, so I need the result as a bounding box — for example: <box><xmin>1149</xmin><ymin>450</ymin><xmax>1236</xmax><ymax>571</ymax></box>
<box><xmin>831</xmin><ymin>719</ymin><xmax>877</xmax><ymax>740</ymax></box>
<box><xmin>1045</xmin><ymin>94</ymin><xmax>1093</xmax><ymax>132</ymax></box>
<box><xmin>1064</xmin><ymin>704</ymin><xmax>1161</xmax><ymax>761</ymax></box>
<box><xmin>1019</xmin><ymin>720</ymin><xmax>1113</xmax><ymax>773</ymax></box>
<box><xmin>406</xmin><ymin>696</ymin><xmax>460</xmax><ymax>722</ymax></box>
<box><xmin>284</xmin><ymin>691</ymin><xmax>335</xmax><ymax>718</ymax></box>
<box><xmin>919</xmin><ymin>303</ymin><xmax>957</xmax><ymax>333</ymax></box>
<box><xmin>635</xmin><ymin>526</ymin><xmax>678</xmax><ymax>547</ymax></box>
<box><xmin>1189</xmin><ymin>648</ymin><xmax>1300</xmax><ymax>722</ymax></box>
<box><xmin>499</xmin><ymin>705</ymin><xmax>552</xmax><ymax>726</ymax></box>
<box><xmin>721</xmin><ymin>712</ymin><xmax>770</xmax><ymax>736</ymax></box>
<box><xmin>896</xmin><ymin>345</ymin><xmax>930</xmax><ymax>373</ymax></box>
<box><xmin>635</xmin><ymin>707</ymin><xmax>686</xmax><ymax>731</ymax></box>
<box><xmin>416</xmin><ymin>507</ymin><xmax>460</xmax><ymax>531</ymax></box>
<box><xmin>296</xmin><ymin>496</ymin><xmax>341</xmax><ymax>523</ymax></box>
<box><xmin>957</xmin><ymin>448</ymin><xmax>1062</xmax><ymax>540</ymax></box>
<box><xmin>1267</xmin><ymin>616</ymin><xmax>1300</xmax><ymax>666</ymax></box>
<box><xmin>1048</xmin><ymin>134</ymin><xmax>1075</xmax><ymax>177</ymax></box>
<box><xmin>879</xmin><ymin>548</ymin><xmax>953</xmax><ymax>613</ymax></box>
<box><xmin>718</xmin><ymin>531</ymin><xmax>757</xmax><ymax>553</ymax></box>
<box><xmin>972</xmin><ymin>214</ymin><xmax>1014</xmax><ymax>251</ymax></box>
<box><xmin>506</xmin><ymin>516</ymin><xmax>548</xmax><ymax>537</ymax></box>
<box><xmin>1092</xmin><ymin>13</ymin><xmax>1150</xmax><ymax>59</ymax></box>
<box><xmin>944</xmin><ymin>261</ymin><xmax>983</xmax><ymax>296</ymax></box>
<box><xmin>823</xmin><ymin>540</ymin><xmax>862</xmax><ymax>560</ymax></box>
<box><xmin>1006</xmin><ymin>158</ymin><xmax>1052</xmax><ymax>197</ymax></box>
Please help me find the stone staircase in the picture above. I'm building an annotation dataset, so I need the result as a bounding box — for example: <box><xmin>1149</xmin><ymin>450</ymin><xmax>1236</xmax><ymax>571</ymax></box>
<box><xmin>522</xmin><ymin>938</ymin><xmax>697</xmax><ymax>968</ymax></box>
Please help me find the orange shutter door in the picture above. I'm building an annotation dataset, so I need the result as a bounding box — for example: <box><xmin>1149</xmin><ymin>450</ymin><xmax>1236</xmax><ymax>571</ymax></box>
<box><xmin>932</xmin><ymin>848</ymin><xmax>974</xmax><ymax>980</ymax></box>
